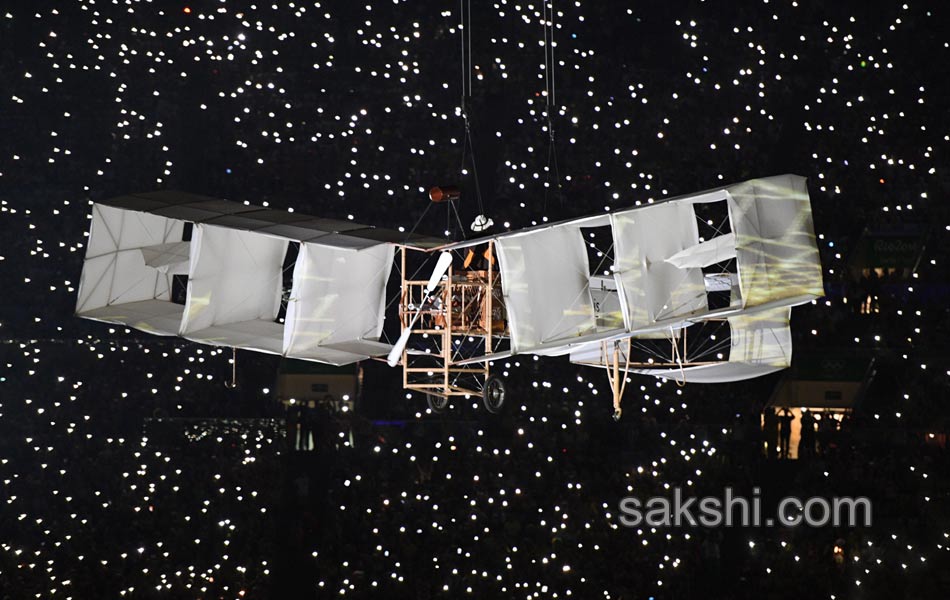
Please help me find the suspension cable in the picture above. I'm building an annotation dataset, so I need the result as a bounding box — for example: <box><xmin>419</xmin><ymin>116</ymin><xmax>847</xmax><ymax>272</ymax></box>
<box><xmin>541</xmin><ymin>0</ymin><xmax>563</xmax><ymax>212</ymax></box>
<box><xmin>459</xmin><ymin>0</ymin><xmax>470</xmax><ymax>106</ymax></box>
<box><xmin>458</xmin><ymin>0</ymin><xmax>486</xmax><ymax>222</ymax></box>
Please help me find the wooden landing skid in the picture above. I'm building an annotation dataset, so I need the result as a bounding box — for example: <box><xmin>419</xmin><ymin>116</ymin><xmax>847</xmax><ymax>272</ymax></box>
<box><xmin>596</xmin><ymin>326</ymin><xmax>715</xmax><ymax>420</ymax></box>
<box><xmin>603</xmin><ymin>339</ymin><xmax>631</xmax><ymax>421</ymax></box>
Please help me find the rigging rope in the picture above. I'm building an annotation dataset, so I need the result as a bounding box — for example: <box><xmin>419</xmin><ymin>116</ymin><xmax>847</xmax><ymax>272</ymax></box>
<box><xmin>541</xmin><ymin>0</ymin><xmax>563</xmax><ymax>212</ymax></box>
<box><xmin>458</xmin><ymin>0</ymin><xmax>486</xmax><ymax>223</ymax></box>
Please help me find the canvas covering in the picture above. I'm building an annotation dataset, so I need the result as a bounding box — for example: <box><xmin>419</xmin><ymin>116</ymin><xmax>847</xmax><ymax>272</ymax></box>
<box><xmin>494</xmin><ymin>224</ymin><xmax>599</xmax><ymax>354</ymax></box>
<box><xmin>283</xmin><ymin>242</ymin><xmax>394</xmax><ymax>364</ymax></box>
<box><xmin>78</xmin><ymin>196</ymin><xmax>405</xmax><ymax>365</ymax></box>
<box><xmin>75</xmin><ymin>203</ymin><xmax>187</xmax><ymax>335</ymax></box>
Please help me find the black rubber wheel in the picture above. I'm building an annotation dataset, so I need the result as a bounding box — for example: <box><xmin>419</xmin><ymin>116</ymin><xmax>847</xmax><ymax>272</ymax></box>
<box><xmin>482</xmin><ymin>375</ymin><xmax>507</xmax><ymax>414</ymax></box>
<box><xmin>426</xmin><ymin>393</ymin><xmax>449</xmax><ymax>413</ymax></box>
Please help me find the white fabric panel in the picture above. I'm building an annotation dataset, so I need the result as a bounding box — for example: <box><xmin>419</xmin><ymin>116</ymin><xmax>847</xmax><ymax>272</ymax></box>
<box><xmin>704</xmin><ymin>273</ymin><xmax>738</xmax><ymax>292</ymax></box>
<box><xmin>631</xmin><ymin>362</ymin><xmax>785</xmax><ymax>383</ymax></box>
<box><xmin>140</xmin><ymin>241</ymin><xmax>191</xmax><ymax>274</ymax></box>
<box><xmin>568</xmin><ymin>339</ymin><xmax>632</xmax><ymax>367</ymax></box>
<box><xmin>727</xmin><ymin>307</ymin><xmax>792</xmax><ymax>366</ymax></box>
<box><xmin>566</xmin><ymin>326</ymin><xmax>682</xmax><ymax>366</ymax></box>
<box><xmin>321</xmin><ymin>340</ymin><xmax>393</xmax><ymax>357</ymax></box>
<box><xmin>567</xmin><ymin>341</ymin><xmax>600</xmax><ymax>366</ymax></box>
<box><xmin>611</xmin><ymin>201</ymin><xmax>708</xmax><ymax>331</ymax></box>
<box><xmin>291</xmin><ymin>346</ymin><xmax>373</xmax><ymax>366</ymax></box>
<box><xmin>181</xmin><ymin>225</ymin><xmax>288</xmax><ymax>336</ymax></box>
<box><xmin>185</xmin><ymin>320</ymin><xmax>286</xmax><ymax>354</ymax></box>
<box><xmin>109</xmin><ymin>250</ymin><xmax>170</xmax><ymax>305</ymax></box>
<box><xmin>627</xmin><ymin>307</ymin><xmax>792</xmax><ymax>382</ymax></box>
<box><xmin>283</xmin><ymin>243</ymin><xmax>394</xmax><ymax>362</ymax></box>
<box><xmin>76</xmin><ymin>204</ymin><xmax>184</xmax><ymax>335</ymax></box>
<box><xmin>528</xmin><ymin>329</ymin><xmax>623</xmax><ymax>356</ymax></box>
<box><xmin>725</xmin><ymin>174</ymin><xmax>823</xmax><ymax>308</ymax></box>
<box><xmin>495</xmin><ymin>225</ymin><xmax>597</xmax><ymax>353</ymax></box>
<box><xmin>589</xmin><ymin>275</ymin><xmax>624</xmax><ymax>329</ymax></box>
<box><xmin>610</xmin><ymin>210</ymin><xmax>648</xmax><ymax>331</ymax></box>
<box><xmin>573</xmin><ymin>307</ymin><xmax>791</xmax><ymax>382</ymax></box>
<box><xmin>77</xmin><ymin>254</ymin><xmax>122</xmax><ymax>315</ymax></box>
<box><xmin>87</xmin><ymin>204</ymin><xmax>184</xmax><ymax>258</ymax></box>
<box><xmin>665</xmin><ymin>232</ymin><xmax>736</xmax><ymax>269</ymax></box>
<box><xmin>79</xmin><ymin>299</ymin><xmax>185</xmax><ymax>336</ymax></box>
<box><xmin>639</xmin><ymin>202</ymin><xmax>708</xmax><ymax>322</ymax></box>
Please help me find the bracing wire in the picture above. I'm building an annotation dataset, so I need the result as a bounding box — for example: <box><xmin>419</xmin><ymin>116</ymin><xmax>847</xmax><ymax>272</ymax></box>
<box><xmin>403</xmin><ymin>198</ymin><xmax>433</xmax><ymax>242</ymax></box>
<box><xmin>450</xmin><ymin>200</ymin><xmax>468</xmax><ymax>238</ymax></box>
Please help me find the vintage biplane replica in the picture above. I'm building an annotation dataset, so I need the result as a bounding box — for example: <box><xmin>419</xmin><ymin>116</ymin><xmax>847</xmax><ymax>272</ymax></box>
<box><xmin>76</xmin><ymin>174</ymin><xmax>823</xmax><ymax>418</ymax></box>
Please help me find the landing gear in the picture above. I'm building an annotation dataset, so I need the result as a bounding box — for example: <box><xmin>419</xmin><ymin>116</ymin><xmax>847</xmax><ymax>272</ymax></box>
<box><xmin>603</xmin><ymin>339</ymin><xmax>631</xmax><ymax>421</ymax></box>
<box><xmin>426</xmin><ymin>393</ymin><xmax>449</xmax><ymax>413</ymax></box>
<box><xmin>482</xmin><ymin>375</ymin><xmax>507</xmax><ymax>414</ymax></box>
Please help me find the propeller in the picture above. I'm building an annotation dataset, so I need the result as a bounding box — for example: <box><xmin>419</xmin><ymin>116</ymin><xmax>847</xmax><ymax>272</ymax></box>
<box><xmin>386</xmin><ymin>252</ymin><xmax>453</xmax><ymax>367</ymax></box>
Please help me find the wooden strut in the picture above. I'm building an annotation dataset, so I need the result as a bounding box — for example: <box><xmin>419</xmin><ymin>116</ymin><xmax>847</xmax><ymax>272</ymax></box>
<box><xmin>399</xmin><ymin>245</ymin><xmax>499</xmax><ymax>403</ymax></box>
<box><xmin>670</xmin><ymin>326</ymin><xmax>687</xmax><ymax>387</ymax></box>
<box><xmin>603</xmin><ymin>338</ymin><xmax>631</xmax><ymax>420</ymax></box>
<box><xmin>400</xmin><ymin>246</ymin><xmax>408</xmax><ymax>391</ymax></box>
<box><xmin>485</xmin><ymin>240</ymin><xmax>493</xmax><ymax>392</ymax></box>
<box><xmin>443</xmin><ymin>260</ymin><xmax>453</xmax><ymax>397</ymax></box>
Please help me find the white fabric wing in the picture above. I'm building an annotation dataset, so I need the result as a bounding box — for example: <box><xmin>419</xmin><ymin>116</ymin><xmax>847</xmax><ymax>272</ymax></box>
<box><xmin>283</xmin><ymin>242</ymin><xmax>394</xmax><ymax>363</ymax></box>
<box><xmin>631</xmin><ymin>362</ymin><xmax>786</xmax><ymax>383</ymax></box>
<box><xmin>140</xmin><ymin>241</ymin><xmax>191</xmax><ymax>274</ymax></box>
<box><xmin>665</xmin><ymin>232</ymin><xmax>736</xmax><ymax>269</ymax></box>
<box><xmin>180</xmin><ymin>224</ymin><xmax>288</xmax><ymax>352</ymax></box>
<box><xmin>704</xmin><ymin>273</ymin><xmax>739</xmax><ymax>293</ymax></box>
<box><xmin>727</xmin><ymin>307</ymin><xmax>792</xmax><ymax>366</ymax></box>
<box><xmin>495</xmin><ymin>224</ymin><xmax>596</xmax><ymax>353</ymax></box>
<box><xmin>75</xmin><ymin>204</ymin><xmax>186</xmax><ymax>335</ymax></box>
<box><xmin>726</xmin><ymin>174</ymin><xmax>824</xmax><ymax>308</ymax></box>
<box><xmin>628</xmin><ymin>306</ymin><xmax>792</xmax><ymax>383</ymax></box>
<box><xmin>611</xmin><ymin>200</ymin><xmax>708</xmax><ymax>331</ymax></box>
